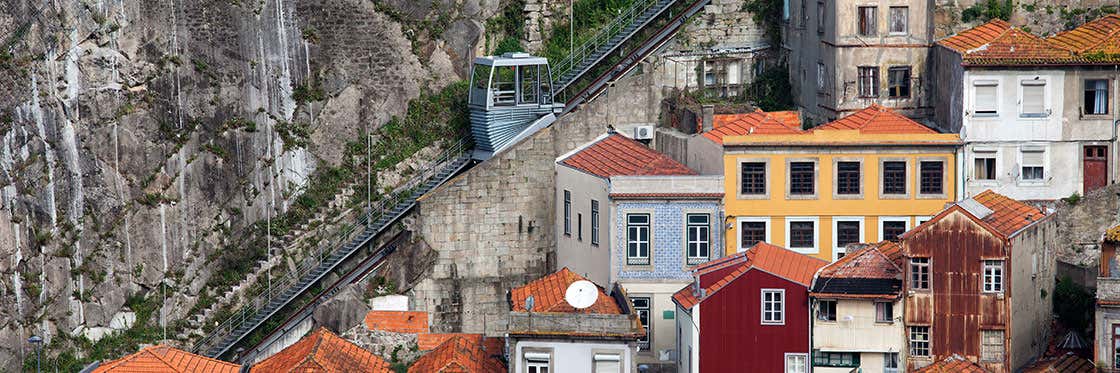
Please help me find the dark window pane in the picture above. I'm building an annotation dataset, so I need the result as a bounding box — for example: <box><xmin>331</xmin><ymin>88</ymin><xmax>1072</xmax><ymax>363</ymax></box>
<box><xmin>888</xmin><ymin>67</ymin><xmax>911</xmax><ymax>98</ymax></box>
<box><xmin>836</xmin><ymin>161</ymin><xmax>861</xmax><ymax>195</ymax></box>
<box><xmin>742</xmin><ymin>222</ymin><xmax>767</xmax><ymax>246</ymax></box>
<box><xmin>920</xmin><ymin>161</ymin><xmax>944</xmax><ymax>194</ymax></box>
<box><xmin>882</xmin><ymin>221</ymin><xmax>907</xmax><ymax>240</ymax></box>
<box><xmin>790</xmin><ymin>162</ymin><xmax>816</xmax><ymax>195</ymax></box>
<box><xmin>882</xmin><ymin>161</ymin><xmax>907</xmax><ymax>195</ymax></box>
<box><xmin>836</xmin><ymin>221</ymin><xmax>861</xmax><ymax>247</ymax></box>
<box><xmin>790</xmin><ymin>221</ymin><xmax>815</xmax><ymax>248</ymax></box>
<box><xmin>741</xmin><ymin>162</ymin><xmax>767</xmax><ymax>195</ymax></box>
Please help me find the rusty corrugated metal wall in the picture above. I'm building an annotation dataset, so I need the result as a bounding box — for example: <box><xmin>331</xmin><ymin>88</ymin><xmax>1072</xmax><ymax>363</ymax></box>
<box><xmin>902</xmin><ymin>209</ymin><xmax>1010</xmax><ymax>372</ymax></box>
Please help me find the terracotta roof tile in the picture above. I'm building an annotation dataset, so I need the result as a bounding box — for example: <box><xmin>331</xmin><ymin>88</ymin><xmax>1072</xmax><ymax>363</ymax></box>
<box><xmin>811</xmin><ymin>242</ymin><xmax>904</xmax><ymax>297</ymax></box>
<box><xmin>1021</xmin><ymin>352</ymin><xmax>1095</xmax><ymax>373</ymax></box>
<box><xmin>703</xmin><ymin>110</ymin><xmax>804</xmax><ymax>144</ymax></box>
<box><xmin>250</xmin><ymin>327</ymin><xmax>391</xmax><ymax>373</ymax></box>
<box><xmin>816</xmin><ymin>242</ymin><xmax>903</xmax><ymax>279</ymax></box>
<box><xmin>971</xmin><ymin>189</ymin><xmax>1046</xmax><ymax>236</ymax></box>
<box><xmin>938</xmin><ymin>19</ymin><xmax>1075</xmax><ymax>66</ymax></box>
<box><xmin>1049</xmin><ymin>14</ymin><xmax>1120</xmax><ymax>55</ymax></box>
<box><xmin>510</xmin><ymin>267</ymin><xmax>621</xmax><ymax>314</ymax></box>
<box><xmin>364</xmin><ymin>311</ymin><xmax>429</xmax><ymax>334</ymax></box>
<box><xmin>408</xmin><ymin>335</ymin><xmax>506</xmax><ymax>373</ymax></box>
<box><xmin>916</xmin><ymin>354</ymin><xmax>990</xmax><ymax>373</ymax></box>
<box><xmin>560</xmin><ymin>134</ymin><xmax>696</xmax><ymax>178</ymax></box>
<box><xmin>92</xmin><ymin>345</ymin><xmax>241</xmax><ymax>373</ymax></box>
<box><xmin>814</xmin><ymin>104</ymin><xmax>938</xmax><ymax>134</ymax></box>
<box><xmin>673</xmin><ymin>242</ymin><xmax>828</xmax><ymax>309</ymax></box>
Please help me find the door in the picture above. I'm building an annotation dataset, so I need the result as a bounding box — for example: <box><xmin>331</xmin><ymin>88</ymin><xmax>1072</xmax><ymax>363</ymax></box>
<box><xmin>1084</xmin><ymin>145</ymin><xmax>1108</xmax><ymax>194</ymax></box>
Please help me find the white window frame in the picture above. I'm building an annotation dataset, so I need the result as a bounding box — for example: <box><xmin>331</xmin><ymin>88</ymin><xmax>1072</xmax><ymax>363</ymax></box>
<box><xmin>563</xmin><ymin>190</ymin><xmax>571</xmax><ymax>236</ymax></box>
<box><xmin>686</xmin><ymin>213</ymin><xmax>712</xmax><ymax>264</ymax></box>
<box><xmin>875</xmin><ymin>301</ymin><xmax>894</xmax><ymax>323</ymax></box>
<box><xmin>785</xmin><ymin>216</ymin><xmax>820</xmax><ymax>254</ymax></box>
<box><xmin>972</xmin><ymin>79</ymin><xmax>1000</xmax><ymax>116</ymax></box>
<box><xmin>762</xmin><ymin>289</ymin><xmax>786</xmax><ymax>325</ymax></box>
<box><xmin>884</xmin><ymin>352</ymin><xmax>900</xmax><ymax>373</ymax></box>
<box><xmin>910</xmin><ymin>257</ymin><xmax>931</xmax><ymax>290</ymax></box>
<box><xmin>909</xmin><ymin>326</ymin><xmax>931</xmax><ymax>357</ymax></box>
<box><xmin>784</xmin><ymin>352</ymin><xmax>809</xmax><ymax>373</ymax></box>
<box><xmin>983</xmin><ymin>260</ymin><xmax>1004</xmax><ymax>293</ymax></box>
<box><xmin>1018</xmin><ymin>147</ymin><xmax>1046</xmax><ymax>183</ymax></box>
<box><xmin>888</xmin><ymin>6</ymin><xmax>908</xmax><ymax>35</ymax></box>
<box><xmin>525</xmin><ymin>351</ymin><xmax>552</xmax><ymax>373</ymax></box>
<box><xmin>832</xmin><ymin>217</ymin><xmax>865</xmax><ymax>261</ymax></box>
<box><xmin>590</xmin><ymin>200</ymin><xmax>600</xmax><ymax>246</ymax></box>
<box><xmin>971</xmin><ymin>150</ymin><xmax>998</xmax><ymax>183</ymax></box>
<box><xmin>915</xmin><ymin>216</ymin><xmax>933</xmax><ymax>226</ymax></box>
<box><xmin>626</xmin><ymin>213</ymin><xmax>651</xmax><ymax>265</ymax></box>
<box><xmin>1019</xmin><ymin>77</ymin><xmax>1049</xmax><ymax>118</ymax></box>
<box><xmin>980</xmin><ymin>330</ymin><xmax>1005</xmax><ymax>362</ymax></box>
<box><xmin>878</xmin><ymin>216</ymin><xmax>910</xmax><ymax>241</ymax></box>
<box><xmin>632</xmin><ymin>296</ymin><xmax>651</xmax><ymax>349</ymax></box>
<box><xmin>737</xmin><ymin>217</ymin><xmax>771</xmax><ymax>252</ymax></box>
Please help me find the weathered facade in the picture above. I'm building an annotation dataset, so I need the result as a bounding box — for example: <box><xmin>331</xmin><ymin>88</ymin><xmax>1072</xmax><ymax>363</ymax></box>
<box><xmin>931</xmin><ymin>17</ymin><xmax>1120</xmax><ymax>201</ymax></box>
<box><xmin>899</xmin><ymin>190</ymin><xmax>1056</xmax><ymax>372</ymax></box>
<box><xmin>784</xmin><ymin>0</ymin><xmax>935</xmax><ymax>126</ymax></box>
<box><xmin>1096</xmin><ymin>225</ymin><xmax>1120</xmax><ymax>371</ymax></box>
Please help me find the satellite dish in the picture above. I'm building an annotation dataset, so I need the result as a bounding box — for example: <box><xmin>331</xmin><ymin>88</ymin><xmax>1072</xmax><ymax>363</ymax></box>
<box><xmin>565</xmin><ymin>280</ymin><xmax>599</xmax><ymax>309</ymax></box>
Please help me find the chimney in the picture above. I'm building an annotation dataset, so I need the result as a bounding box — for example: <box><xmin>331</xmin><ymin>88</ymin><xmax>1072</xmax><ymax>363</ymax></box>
<box><xmin>701</xmin><ymin>104</ymin><xmax>715</xmax><ymax>133</ymax></box>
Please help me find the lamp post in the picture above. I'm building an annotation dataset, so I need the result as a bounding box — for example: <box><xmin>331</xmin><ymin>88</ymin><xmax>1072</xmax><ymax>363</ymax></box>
<box><xmin>27</xmin><ymin>335</ymin><xmax>42</xmax><ymax>373</ymax></box>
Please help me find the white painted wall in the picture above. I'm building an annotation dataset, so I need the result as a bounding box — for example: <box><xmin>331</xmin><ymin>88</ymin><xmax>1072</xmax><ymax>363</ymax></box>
<box><xmin>556</xmin><ymin>163</ymin><xmax>612</xmax><ymax>285</ymax></box>
<box><xmin>811</xmin><ymin>299</ymin><xmax>905</xmax><ymax>373</ymax></box>
<box><xmin>622</xmin><ymin>282</ymin><xmax>691</xmax><ymax>366</ymax></box>
<box><xmin>675</xmin><ymin>304</ymin><xmax>700</xmax><ymax>373</ymax></box>
<box><xmin>512</xmin><ymin>339</ymin><xmax>636</xmax><ymax>373</ymax></box>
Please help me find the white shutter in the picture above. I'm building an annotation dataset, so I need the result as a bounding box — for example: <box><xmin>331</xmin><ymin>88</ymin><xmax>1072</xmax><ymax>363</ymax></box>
<box><xmin>1021</xmin><ymin>150</ymin><xmax>1043</xmax><ymax>166</ymax></box>
<box><xmin>593</xmin><ymin>354</ymin><xmax>621</xmax><ymax>373</ymax></box>
<box><xmin>974</xmin><ymin>82</ymin><xmax>998</xmax><ymax>113</ymax></box>
<box><xmin>1021</xmin><ymin>82</ymin><xmax>1046</xmax><ymax>116</ymax></box>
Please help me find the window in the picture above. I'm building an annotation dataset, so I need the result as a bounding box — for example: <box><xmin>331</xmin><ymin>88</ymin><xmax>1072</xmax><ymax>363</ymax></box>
<box><xmin>889</xmin><ymin>6</ymin><xmax>908</xmax><ymax>34</ymax></box>
<box><xmin>563</xmin><ymin>190</ymin><xmax>571</xmax><ymax>236</ymax></box>
<box><xmin>788</xmin><ymin>219</ymin><xmax>816</xmax><ymax>251</ymax></box>
<box><xmin>817</xmin><ymin>300</ymin><xmax>836</xmax><ymax>321</ymax></box>
<box><xmin>910</xmin><ymin>258</ymin><xmax>930</xmax><ymax>290</ymax></box>
<box><xmin>762</xmin><ymin>289</ymin><xmax>785</xmax><ymax>324</ymax></box>
<box><xmin>881</xmin><ymin>161</ymin><xmax>907</xmax><ymax>195</ymax></box>
<box><xmin>812</xmin><ymin>351</ymin><xmax>860</xmax><ymax>367</ymax></box>
<box><xmin>626</xmin><ymin>214</ymin><xmax>650</xmax><ymax>265</ymax></box>
<box><xmin>578</xmin><ymin>213</ymin><xmax>583</xmax><ymax>241</ymax></box>
<box><xmin>884</xmin><ymin>353</ymin><xmax>900</xmax><ymax>373</ymax></box>
<box><xmin>593</xmin><ymin>353</ymin><xmax>621</xmax><ymax>373</ymax></box>
<box><xmin>817</xmin><ymin>62</ymin><xmax>827</xmax><ymax>91</ymax></box>
<box><xmin>741</xmin><ymin>162</ymin><xmax>767</xmax><ymax>195</ymax></box>
<box><xmin>983</xmin><ymin>260</ymin><xmax>1004</xmax><ymax>293</ymax></box>
<box><xmin>981</xmin><ymin>330</ymin><xmax>1005</xmax><ymax>362</ymax></box>
<box><xmin>1086</xmin><ymin>79</ymin><xmax>1109</xmax><ymax>115</ymax></box>
<box><xmin>1021</xmin><ymin>149</ymin><xmax>1044</xmax><ymax>180</ymax></box>
<box><xmin>783</xmin><ymin>0</ymin><xmax>790</xmax><ymax>20</ymax></box>
<box><xmin>910</xmin><ymin>326</ymin><xmax>930</xmax><ymax>357</ymax></box>
<box><xmin>590</xmin><ymin>200</ymin><xmax>599</xmax><ymax>245</ymax></box>
<box><xmin>919</xmin><ymin>160</ymin><xmax>944</xmax><ymax>195</ymax></box>
<box><xmin>1112</xmin><ymin>324</ymin><xmax>1120</xmax><ymax>368</ymax></box>
<box><xmin>817</xmin><ymin>0</ymin><xmax>825</xmax><ymax>32</ymax></box>
<box><xmin>525</xmin><ymin>352</ymin><xmax>551</xmax><ymax>373</ymax></box>
<box><xmin>974</xmin><ymin>81</ymin><xmax>998</xmax><ymax>115</ymax></box>
<box><xmin>858</xmin><ymin>6</ymin><xmax>877</xmax><ymax>36</ymax></box>
<box><xmin>799</xmin><ymin>0</ymin><xmax>807</xmax><ymax>28</ymax></box>
<box><xmin>740</xmin><ymin>219</ymin><xmax>768</xmax><ymax>249</ymax></box>
<box><xmin>785</xmin><ymin>353</ymin><xmax>808</xmax><ymax>373</ymax></box>
<box><xmin>835</xmin><ymin>220</ymin><xmax>862</xmax><ymax>255</ymax></box>
<box><xmin>633</xmin><ymin>297</ymin><xmax>650</xmax><ymax>349</ymax></box>
<box><xmin>881</xmin><ymin>218</ymin><xmax>908</xmax><ymax>241</ymax></box>
<box><xmin>858</xmin><ymin>66</ymin><xmax>879</xmax><ymax>97</ymax></box>
<box><xmin>974</xmin><ymin>152</ymin><xmax>996</xmax><ymax>180</ymax></box>
<box><xmin>836</xmin><ymin>161</ymin><xmax>861</xmax><ymax>195</ymax></box>
<box><xmin>789</xmin><ymin>161</ymin><xmax>816</xmax><ymax>195</ymax></box>
<box><xmin>1021</xmin><ymin>80</ymin><xmax>1047</xmax><ymax>117</ymax></box>
<box><xmin>888</xmin><ymin>66</ymin><xmax>911</xmax><ymax>98</ymax></box>
<box><xmin>875</xmin><ymin>302</ymin><xmax>894</xmax><ymax>323</ymax></box>
<box><xmin>519</xmin><ymin>65</ymin><xmax>539</xmax><ymax>104</ymax></box>
<box><xmin>686</xmin><ymin>214</ymin><xmax>711</xmax><ymax>264</ymax></box>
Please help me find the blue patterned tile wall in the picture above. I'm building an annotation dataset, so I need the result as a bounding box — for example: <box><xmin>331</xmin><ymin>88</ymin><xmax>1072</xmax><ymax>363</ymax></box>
<box><xmin>614</xmin><ymin>201</ymin><xmax>723</xmax><ymax>281</ymax></box>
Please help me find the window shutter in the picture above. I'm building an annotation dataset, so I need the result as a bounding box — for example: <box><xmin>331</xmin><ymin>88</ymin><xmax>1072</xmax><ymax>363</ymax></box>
<box><xmin>974</xmin><ymin>83</ymin><xmax>997</xmax><ymax>112</ymax></box>
<box><xmin>1022</xmin><ymin>82</ymin><xmax>1045</xmax><ymax>115</ymax></box>
<box><xmin>1021</xmin><ymin>150</ymin><xmax>1043</xmax><ymax>165</ymax></box>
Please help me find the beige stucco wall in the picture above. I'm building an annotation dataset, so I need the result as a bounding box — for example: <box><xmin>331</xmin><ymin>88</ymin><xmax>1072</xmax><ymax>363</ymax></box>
<box><xmin>555</xmin><ymin>163</ymin><xmax>612</xmax><ymax>285</ymax></box>
<box><xmin>812</xmin><ymin>298</ymin><xmax>905</xmax><ymax>373</ymax></box>
<box><xmin>622</xmin><ymin>281</ymin><xmax>691</xmax><ymax>366</ymax></box>
<box><xmin>1009</xmin><ymin>218</ymin><xmax>1058</xmax><ymax>370</ymax></box>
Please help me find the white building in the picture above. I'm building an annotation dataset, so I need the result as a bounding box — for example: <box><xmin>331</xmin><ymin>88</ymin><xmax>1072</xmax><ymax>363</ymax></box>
<box><xmin>931</xmin><ymin>18</ymin><xmax>1120</xmax><ymax>201</ymax></box>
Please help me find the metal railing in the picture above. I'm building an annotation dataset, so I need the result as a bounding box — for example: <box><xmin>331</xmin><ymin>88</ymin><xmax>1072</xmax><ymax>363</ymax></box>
<box><xmin>550</xmin><ymin>0</ymin><xmax>669</xmax><ymax>94</ymax></box>
<box><xmin>191</xmin><ymin>139</ymin><xmax>471</xmax><ymax>357</ymax></box>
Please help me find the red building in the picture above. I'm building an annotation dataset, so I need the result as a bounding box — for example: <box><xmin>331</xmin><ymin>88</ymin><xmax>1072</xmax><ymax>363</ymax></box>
<box><xmin>673</xmin><ymin>242</ymin><xmax>828</xmax><ymax>372</ymax></box>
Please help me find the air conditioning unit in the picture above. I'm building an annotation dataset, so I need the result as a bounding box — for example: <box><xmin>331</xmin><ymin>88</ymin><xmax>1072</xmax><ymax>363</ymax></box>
<box><xmin>634</xmin><ymin>125</ymin><xmax>654</xmax><ymax>140</ymax></box>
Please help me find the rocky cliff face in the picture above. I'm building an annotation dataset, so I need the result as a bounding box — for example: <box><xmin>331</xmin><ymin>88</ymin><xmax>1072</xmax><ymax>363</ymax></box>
<box><xmin>0</xmin><ymin>0</ymin><xmax>501</xmax><ymax>368</ymax></box>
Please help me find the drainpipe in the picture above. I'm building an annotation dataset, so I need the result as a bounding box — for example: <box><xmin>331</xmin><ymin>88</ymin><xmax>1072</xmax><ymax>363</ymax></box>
<box><xmin>957</xmin><ymin>144</ymin><xmax>966</xmax><ymax>201</ymax></box>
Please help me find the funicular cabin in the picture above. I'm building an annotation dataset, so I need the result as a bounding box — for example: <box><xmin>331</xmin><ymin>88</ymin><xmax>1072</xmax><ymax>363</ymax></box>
<box><xmin>468</xmin><ymin>52</ymin><xmax>561</xmax><ymax>159</ymax></box>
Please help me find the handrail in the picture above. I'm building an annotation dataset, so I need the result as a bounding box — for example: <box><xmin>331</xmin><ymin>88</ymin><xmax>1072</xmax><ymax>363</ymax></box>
<box><xmin>550</xmin><ymin>0</ymin><xmax>661</xmax><ymax>93</ymax></box>
<box><xmin>191</xmin><ymin>139</ymin><xmax>470</xmax><ymax>357</ymax></box>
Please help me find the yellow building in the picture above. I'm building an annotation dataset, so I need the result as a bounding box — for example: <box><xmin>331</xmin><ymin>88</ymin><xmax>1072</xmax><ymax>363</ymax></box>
<box><xmin>717</xmin><ymin>105</ymin><xmax>961</xmax><ymax>261</ymax></box>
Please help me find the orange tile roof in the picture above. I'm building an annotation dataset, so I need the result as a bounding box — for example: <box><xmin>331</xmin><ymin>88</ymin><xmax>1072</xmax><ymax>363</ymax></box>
<box><xmin>703</xmin><ymin>110</ymin><xmax>804</xmax><ymax>144</ymax></box>
<box><xmin>815</xmin><ymin>241</ymin><xmax>903</xmax><ymax>279</ymax></box>
<box><xmin>916</xmin><ymin>354</ymin><xmax>989</xmax><ymax>373</ymax></box>
<box><xmin>92</xmin><ymin>345</ymin><xmax>241</xmax><ymax>373</ymax></box>
<box><xmin>673</xmin><ymin>242</ymin><xmax>828</xmax><ymax>309</ymax></box>
<box><xmin>938</xmin><ymin>19</ymin><xmax>1075</xmax><ymax>66</ymax></box>
<box><xmin>364</xmin><ymin>311</ymin><xmax>429</xmax><ymax>334</ymax></box>
<box><xmin>560</xmin><ymin>133</ymin><xmax>696</xmax><ymax>178</ymax></box>
<box><xmin>813</xmin><ymin>104</ymin><xmax>938</xmax><ymax>134</ymax></box>
<box><xmin>408</xmin><ymin>334</ymin><xmax>506</xmax><ymax>373</ymax></box>
<box><xmin>510</xmin><ymin>267</ymin><xmax>622</xmax><ymax>314</ymax></box>
<box><xmin>1021</xmin><ymin>352</ymin><xmax>1095</xmax><ymax>373</ymax></box>
<box><xmin>971</xmin><ymin>189</ymin><xmax>1046</xmax><ymax>236</ymax></box>
<box><xmin>1049</xmin><ymin>15</ymin><xmax>1120</xmax><ymax>55</ymax></box>
<box><xmin>250</xmin><ymin>327</ymin><xmax>391</xmax><ymax>373</ymax></box>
